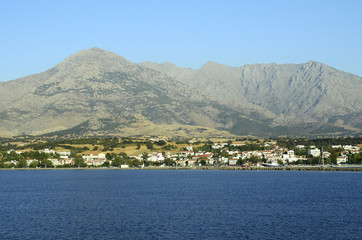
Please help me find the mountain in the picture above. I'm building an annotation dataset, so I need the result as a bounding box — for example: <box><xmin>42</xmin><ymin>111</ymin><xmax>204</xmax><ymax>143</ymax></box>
<box><xmin>0</xmin><ymin>48</ymin><xmax>270</xmax><ymax>138</ymax></box>
<box><xmin>0</xmin><ymin>47</ymin><xmax>361</xmax><ymax>138</ymax></box>
<box><xmin>139</xmin><ymin>60</ymin><xmax>362</xmax><ymax>134</ymax></box>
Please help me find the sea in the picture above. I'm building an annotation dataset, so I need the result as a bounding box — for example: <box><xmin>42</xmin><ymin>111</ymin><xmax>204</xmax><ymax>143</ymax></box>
<box><xmin>0</xmin><ymin>169</ymin><xmax>361</xmax><ymax>240</ymax></box>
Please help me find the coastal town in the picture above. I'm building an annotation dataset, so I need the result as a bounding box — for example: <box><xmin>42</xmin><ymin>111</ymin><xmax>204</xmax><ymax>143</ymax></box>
<box><xmin>1</xmin><ymin>137</ymin><xmax>361</xmax><ymax>169</ymax></box>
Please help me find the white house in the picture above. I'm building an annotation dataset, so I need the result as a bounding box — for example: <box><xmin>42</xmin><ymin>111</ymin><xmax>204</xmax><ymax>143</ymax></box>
<box><xmin>82</xmin><ymin>153</ymin><xmax>106</xmax><ymax>163</ymax></box>
<box><xmin>308</xmin><ymin>148</ymin><xmax>320</xmax><ymax>158</ymax></box>
<box><xmin>186</xmin><ymin>146</ymin><xmax>193</xmax><ymax>151</ymax></box>
<box><xmin>212</xmin><ymin>143</ymin><xmax>227</xmax><ymax>149</ymax></box>
<box><xmin>282</xmin><ymin>150</ymin><xmax>299</xmax><ymax>162</ymax></box>
<box><xmin>228</xmin><ymin>158</ymin><xmax>238</xmax><ymax>165</ymax></box>
<box><xmin>337</xmin><ymin>156</ymin><xmax>347</xmax><ymax>164</ymax></box>
<box><xmin>56</xmin><ymin>151</ymin><xmax>71</xmax><ymax>156</ymax></box>
<box><xmin>148</xmin><ymin>152</ymin><xmax>165</xmax><ymax>162</ymax></box>
<box><xmin>49</xmin><ymin>158</ymin><xmax>60</xmax><ymax>166</ymax></box>
<box><xmin>40</xmin><ymin>149</ymin><xmax>56</xmax><ymax>155</ymax></box>
<box><xmin>296</xmin><ymin>145</ymin><xmax>305</xmax><ymax>150</ymax></box>
<box><xmin>322</xmin><ymin>151</ymin><xmax>331</xmax><ymax>158</ymax></box>
<box><xmin>227</xmin><ymin>150</ymin><xmax>239</xmax><ymax>155</ymax></box>
<box><xmin>343</xmin><ymin>145</ymin><xmax>353</xmax><ymax>151</ymax></box>
<box><xmin>231</xmin><ymin>143</ymin><xmax>245</xmax><ymax>147</ymax></box>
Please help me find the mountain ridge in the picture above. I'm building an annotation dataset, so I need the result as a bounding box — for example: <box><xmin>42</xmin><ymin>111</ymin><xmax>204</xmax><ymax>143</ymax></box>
<box><xmin>0</xmin><ymin>48</ymin><xmax>265</xmax><ymax>137</ymax></box>
<box><xmin>139</xmin><ymin>58</ymin><xmax>362</xmax><ymax>128</ymax></box>
<box><xmin>1</xmin><ymin>47</ymin><xmax>361</xmax><ymax>138</ymax></box>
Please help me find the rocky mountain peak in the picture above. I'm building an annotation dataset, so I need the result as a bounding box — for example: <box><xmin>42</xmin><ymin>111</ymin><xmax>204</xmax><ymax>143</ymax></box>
<box><xmin>199</xmin><ymin>61</ymin><xmax>234</xmax><ymax>74</ymax></box>
<box><xmin>301</xmin><ymin>60</ymin><xmax>326</xmax><ymax>71</ymax></box>
<box><xmin>46</xmin><ymin>48</ymin><xmax>140</xmax><ymax>83</ymax></box>
<box><xmin>201</xmin><ymin>61</ymin><xmax>222</xmax><ymax>68</ymax></box>
<box><xmin>59</xmin><ymin>47</ymin><xmax>129</xmax><ymax>66</ymax></box>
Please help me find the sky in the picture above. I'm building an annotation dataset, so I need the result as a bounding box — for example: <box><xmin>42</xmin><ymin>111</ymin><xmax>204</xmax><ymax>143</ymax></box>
<box><xmin>1</xmin><ymin>0</ymin><xmax>362</xmax><ymax>82</ymax></box>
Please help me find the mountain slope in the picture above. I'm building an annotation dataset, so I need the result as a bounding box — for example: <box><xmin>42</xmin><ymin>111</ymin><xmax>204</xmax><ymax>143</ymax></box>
<box><xmin>139</xmin><ymin>60</ymin><xmax>362</xmax><ymax>130</ymax></box>
<box><xmin>0</xmin><ymin>48</ymin><xmax>270</xmax><ymax>137</ymax></box>
<box><xmin>1</xmin><ymin>47</ymin><xmax>361</xmax><ymax>138</ymax></box>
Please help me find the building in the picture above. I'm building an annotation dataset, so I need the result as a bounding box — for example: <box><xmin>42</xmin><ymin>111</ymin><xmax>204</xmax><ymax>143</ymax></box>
<box><xmin>337</xmin><ymin>156</ymin><xmax>347</xmax><ymax>164</ymax></box>
<box><xmin>282</xmin><ymin>150</ymin><xmax>299</xmax><ymax>162</ymax></box>
<box><xmin>148</xmin><ymin>152</ymin><xmax>165</xmax><ymax>162</ymax></box>
<box><xmin>212</xmin><ymin>143</ymin><xmax>227</xmax><ymax>149</ymax></box>
<box><xmin>296</xmin><ymin>145</ymin><xmax>305</xmax><ymax>150</ymax></box>
<box><xmin>59</xmin><ymin>158</ymin><xmax>74</xmax><ymax>165</ymax></box>
<box><xmin>40</xmin><ymin>149</ymin><xmax>56</xmax><ymax>155</ymax></box>
<box><xmin>186</xmin><ymin>146</ymin><xmax>193</xmax><ymax>151</ymax></box>
<box><xmin>82</xmin><ymin>153</ymin><xmax>106</xmax><ymax>166</ymax></box>
<box><xmin>56</xmin><ymin>151</ymin><xmax>71</xmax><ymax>156</ymax></box>
<box><xmin>308</xmin><ymin>148</ymin><xmax>320</xmax><ymax>158</ymax></box>
<box><xmin>228</xmin><ymin>158</ymin><xmax>238</xmax><ymax>165</ymax></box>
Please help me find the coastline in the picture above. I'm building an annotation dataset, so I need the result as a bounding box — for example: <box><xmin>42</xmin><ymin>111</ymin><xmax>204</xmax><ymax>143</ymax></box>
<box><xmin>1</xmin><ymin>165</ymin><xmax>362</xmax><ymax>171</ymax></box>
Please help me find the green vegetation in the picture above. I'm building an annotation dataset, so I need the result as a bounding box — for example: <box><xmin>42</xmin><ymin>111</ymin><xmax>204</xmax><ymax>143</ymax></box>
<box><xmin>0</xmin><ymin>136</ymin><xmax>361</xmax><ymax>169</ymax></box>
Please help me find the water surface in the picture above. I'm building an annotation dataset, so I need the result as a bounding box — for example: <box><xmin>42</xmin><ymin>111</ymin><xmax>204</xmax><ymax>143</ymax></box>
<box><xmin>0</xmin><ymin>170</ymin><xmax>361</xmax><ymax>239</ymax></box>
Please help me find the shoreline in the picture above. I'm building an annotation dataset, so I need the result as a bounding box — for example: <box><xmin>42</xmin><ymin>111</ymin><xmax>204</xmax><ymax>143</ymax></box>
<box><xmin>1</xmin><ymin>165</ymin><xmax>362</xmax><ymax>171</ymax></box>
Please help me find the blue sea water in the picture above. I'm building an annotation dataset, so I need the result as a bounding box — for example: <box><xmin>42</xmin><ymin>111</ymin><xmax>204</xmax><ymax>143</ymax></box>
<box><xmin>0</xmin><ymin>170</ymin><xmax>361</xmax><ymax>240</ymax></box>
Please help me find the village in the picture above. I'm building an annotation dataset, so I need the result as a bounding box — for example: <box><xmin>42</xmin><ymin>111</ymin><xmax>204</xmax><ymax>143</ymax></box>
<box><xmin>1</xmin><ymin>138</ymin><xmax>361</xmax><ymax>169</ymax></box>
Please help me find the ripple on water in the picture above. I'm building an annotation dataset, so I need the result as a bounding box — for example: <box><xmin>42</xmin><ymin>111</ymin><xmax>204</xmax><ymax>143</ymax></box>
<box><xmin>0</xmin><ymin>170</ymin><xmax>361</xmax><ymax>239</ymax></box>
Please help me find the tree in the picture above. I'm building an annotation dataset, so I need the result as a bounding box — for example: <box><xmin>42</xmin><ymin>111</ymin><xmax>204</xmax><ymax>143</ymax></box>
<box><xmin>164</xmin><ymin>158</ymin><xmax>174</xmax><ymax>166</ymax></box>
<box><xmin>69</xmin><ymin>150</ymin><xmax>79</xmax><ymax>158</ymax></box>
<box><xmin>219</xmin><ymin>151</ymin><xmax>230</xmax><ymax>158</ymax></box>
<box><xmin>237</xmin><ymin>157</ymin><xmax>245</xmax><ymax>165</ymax></box>
<box><xmin>162</xmin><ymin>144</ymin><xmax>177</xmax><ymax>151</ymax></box>
<box><xmin>112</xmin><ymin>156</ymin><xmax>127</xmax><ymax>167</ymax></box>
<box><xmin>17</xmin><ymin>159</ymin><xmax>28</xmax><ymax>168</ymax></box>
<box><xmin>74</xmin><ymin>156</ymin><xmax>86</xmax><ymax>168</ymax></box>
<box><xmin>7</xmin><ymin>150</ymin><xmax>20</xmax><ymax>161</ymax></box>
<box><xmin>40</xmin><ymin>159</ymin><xmax>54</xmax><ymax>168</ymax></box>
<box><xmin>127</xmin><ymin>159</ymin><xmax>143</xmax><ymax>167</ymax></box>
<box><xmin>102</xmin><ymin>161</ymin><xmax>110</xmax><ymax>167</ymax></box>
<box><xmin>29</xmin><ymin>161</ymin><xmax>39</xmax><ymax>168</ymax></box>
<box><xmin>146</xmin><ymin>142</ymin><xmax>154</xmax><ymax>150</ymax></box>
<box><xmin>142</xmin><ymin>153</ymin><xmax>149</xmax><ymax>161</ymax></box>
<box><xmin>307</xmin><ymin>157</ymin><xmax>320</xmax><ymax>165</ymax></box>
<box><xmin>327</xmin><ymin>152</ymin><xmax>338</xmax><ymax>164</ymax></box>
<box><xmin>249</xmin><ymin>156</ymin><xmax>260</xmax><ymax>164</ymax></box>
<box><xmin>348</xmin><ymin>153</ymin><xmax>362</xmax><ymax>164</ymax></box>
<box><xmin>155</xmin><ymin>140</ymin><xmax>167</xmax><ymax>146</ymax></box>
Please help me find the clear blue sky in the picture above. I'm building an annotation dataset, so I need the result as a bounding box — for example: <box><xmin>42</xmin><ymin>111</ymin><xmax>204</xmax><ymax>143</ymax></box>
<box><xmin>1</xmin><ymin>0</ymin><xmax>361</xmax><ymax>81</ymax></box>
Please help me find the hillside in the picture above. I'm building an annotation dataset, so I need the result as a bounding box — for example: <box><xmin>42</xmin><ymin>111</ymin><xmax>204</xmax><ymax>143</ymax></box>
<box><xmin>0</xmin><ymin>47</ymin><xmax>361</xmax><ymax>138</ymax></box>
<box><xmin>139</xmin><ymin>60</ymin><xmax>362</xmax><ymax>131</ymax></box>
<box><xmin>0</xmin><ymin>48</ymin><xmax>269</xmax><ymax>138</ymax></box>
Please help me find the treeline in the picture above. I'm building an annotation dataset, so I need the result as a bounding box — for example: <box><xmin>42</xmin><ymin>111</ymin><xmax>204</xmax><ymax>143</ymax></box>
<box><xmin>1</xmin><ymin>136</ymin><xmax>362</xmax><ymax>157</ymax></box>
<box><xmin>0</xmin><ymin>150</ymin><xmax>59</xmax><ymax>168</ymax></box>
<box><xmin>7</xmin><ymin>137</ymin><xmax>187</xmax><ymax>153</ymax></box>
<box><xmin>0</xmin><ymin>150</ymin><xmax>178</xmax><ymax>169</ymax></box>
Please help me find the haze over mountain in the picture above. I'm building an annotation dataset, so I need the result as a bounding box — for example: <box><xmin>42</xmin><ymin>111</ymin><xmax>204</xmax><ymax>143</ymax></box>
<box><xmin>0</xmin><ymin>47</ymin><xmax>361</xmax><ymax>138</ymax></box>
